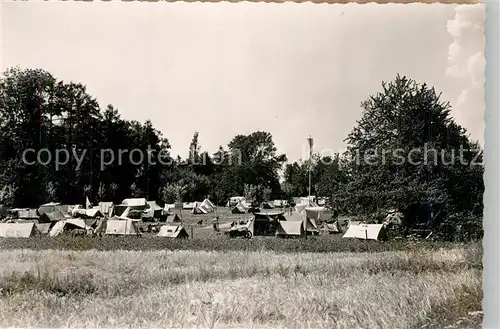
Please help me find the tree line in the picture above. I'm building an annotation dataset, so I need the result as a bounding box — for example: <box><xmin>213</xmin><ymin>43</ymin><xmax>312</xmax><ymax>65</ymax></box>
<box><xmin>0</xmin><ymin>68</ymin><xmax>483</xmax><ymax>240</ymax></box>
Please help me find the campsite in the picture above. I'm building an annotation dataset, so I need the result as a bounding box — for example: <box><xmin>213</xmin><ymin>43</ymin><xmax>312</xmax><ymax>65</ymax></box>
<box><xmin>0</xmin><ymin>3</ymin><xmax>486</xmax><ymax>326</ymax></box>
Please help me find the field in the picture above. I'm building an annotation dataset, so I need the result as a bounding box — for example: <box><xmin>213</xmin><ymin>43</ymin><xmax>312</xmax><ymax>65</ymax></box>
<box><xmin>0</xmin><ymin>241</ymin><xmax>482</xmax><ymax>328</ymax></box>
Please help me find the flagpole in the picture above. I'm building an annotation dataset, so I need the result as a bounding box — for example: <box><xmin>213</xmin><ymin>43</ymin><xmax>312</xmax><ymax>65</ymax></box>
<box><xmin>306</xmin><ymin>135</ymin><xmax>313</xmax><ymax>239</ymax></box>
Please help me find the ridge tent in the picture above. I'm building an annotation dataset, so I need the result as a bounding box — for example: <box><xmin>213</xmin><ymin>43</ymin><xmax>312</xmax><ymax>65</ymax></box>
<box><xmin>305</xmin><ymin>207</ymin><xmax>334</xmax><ymax>223</ymax></box>
<box><xmin>39</xmin><ymin>210</ymin><xmax>67</xmax><ymax>223</ymax></box>
<box><xmin>201</xmin><ymin>198</ymin><xmax>215</xmax><ymax>209</ymax></box>
<box><xmin>35</xmin><ymin>223</ymin><xmax>52</xmax><ymax>234</ymax></box>
<box><xmin>74</xmin><ymin>208</ymin><xmax>103</xmax><ymax>219</ymax></box>
<box><xmin>342</xmin><ymin>224</ymin><xmax>387</xmax><ymax>241</ymax></box>
<box><xmin>285</xmin><ymin>212</ymin><xmax>318</xmax><ymax>235</ymax></box>
<box><xmin>49</xmin><ymin>218</ymin><xmax>88</xmax><ymax>237</ymax></box>
<box><xmin>37</xmin><ymin>203</ymin><xmax>70</xmax><ymax>217</ymax></box>
<box><xmin>276</xmin><ymin>220</ymin><xmax>304</xmax><ymax>238</ymax></box>
<box><xmin>143</xmin><ymin>201</ymin><xmax>163</xmax><ymax>219</ymax></box>
<box><xmin>0</xmin><ymin>222</ymin><xmax>41</xmax><ymax>238</ymax></box>
<box><xmin>304</xmin><ymin>217</ymin><xmax>319</xmax><ymax>235</ymax></box>
<box><xmin>164</xmin><ymin>214</ymin><xmax>182</xmax><ymax>223</ymax></box>
<box><xmin>198</xmin><ymin>199</ymin><xmax>215</xmax><ymax>213</ymax></box>
<box><xmin>252</xmin><ymin>211</ymin><xmax>285</xmax><ymax>236</ymax></box>
<box><xmin>157</xmin><ymin>225</ymin><xmax>189</xmax><ymax>239</ymax></box>
<box><xmin>191</xmin><ymin>206</ymin><xmax>207</xmax><ymax>215</ymax></box>
<box><xmin>122</xmin><ymin>198</ymin><xmax>147</xmax><ymax>207</ymax></box>
<box><xmin>105</xmin><ymin>219</ymin><xmax>140</xmax><ymax>236</ymax></box>
<box><xmin>231</xmin><ymin>202</ymin><xmax>248</xmax><ymax>214</ymax></box>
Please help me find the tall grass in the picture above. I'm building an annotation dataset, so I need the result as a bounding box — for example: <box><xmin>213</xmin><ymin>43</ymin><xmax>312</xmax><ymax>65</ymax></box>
<box><xmin>0</xmin><ymin>244</ymin><xmax>482</xmax><ymax>328</ymax></box>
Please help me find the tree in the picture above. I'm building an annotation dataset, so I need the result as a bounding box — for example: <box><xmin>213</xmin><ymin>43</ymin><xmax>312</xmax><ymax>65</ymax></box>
<box><xmin>335</xmin><ymin>75</ymin><xmax>483</xmax><ymax>237</ymax></box>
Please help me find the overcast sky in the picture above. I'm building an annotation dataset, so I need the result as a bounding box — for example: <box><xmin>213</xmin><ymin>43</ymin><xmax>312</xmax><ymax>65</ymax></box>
<box><xmin>1</xmin><ymin>2</ymin><xmax>485</xmax><ymax>162</ymax></box>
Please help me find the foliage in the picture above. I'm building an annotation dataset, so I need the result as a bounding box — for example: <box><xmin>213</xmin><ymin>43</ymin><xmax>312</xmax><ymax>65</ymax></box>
<box><xmin>334</xmin><ymin>75</ymin><xmax>483</xmax><ymax>234</ymax></box>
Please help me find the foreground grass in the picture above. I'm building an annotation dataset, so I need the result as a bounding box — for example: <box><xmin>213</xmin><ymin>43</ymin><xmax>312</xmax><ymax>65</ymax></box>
<box><xmin>0</xmin><ymin>244</ymin><xmax>482</xmax><ymax>328</ymax></box>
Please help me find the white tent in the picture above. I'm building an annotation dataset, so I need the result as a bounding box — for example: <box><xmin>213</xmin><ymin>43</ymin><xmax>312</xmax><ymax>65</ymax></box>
<box><xmin>164</xmin><ymin>214</ymin><xmax>182</xmax><ymax>223</ymax></box>
<box><xmin>305</xmin><ymin>207</ymin><xmax>334</xmax><ymax>223</ymax></box>
<box><xmin>324</xmin><ymin>222</ymin><xmax>340</xmax><ymax>234</ymax></box>
<box><xmin>0</xmin><ymin>222</ymin><xmax>41</xmax><ymax>238</ymax></box>
<box><xmin>164</xmin><ymin>203</ymin><xmax>176</xmax><ymax>212</ymax></box>
<box><xmin>157</xmin><ymin>225</ymin><xmax>189</xmax><ymax>238</ymax></box>
<box><xmin>200</xmin><ymin>199</ymin><xmax>215</xmax><ymax>212</ymax></box>
<box><xmin>122</xmin><ymin>198</ymin><xmax>147</xmax><ymax>207</ymax></box>
<box><xmin>105</xmin><ymin>219</ymin><xmax>140</xmax><ymax>236</ymax></box>
<box><xmin>342</xmin><ymin>224</ymin><xmax>387</xmax><ymax>241</ymax></box>
<box><xmin>191</xmin><ymin>199</ymin><xmax>215</xmax><ymax>214</ymax></box>
<box><xmin>49</xmin><ymin>218</ymin><xmax>88</xmax><ymax>237</ymax></box>
<box><xmin>231</xmin><ymin>201</ymin><xmax>249</xmax><ymax>214</ymax></box>
<box><xmin>276</xmin><ymin>220</ymin><xmax>304</xmax><ymax>238</ymax></box>
<box><xmin>74</xmin><ymin>208</ymin><xmax>103</xmax><ymax>219</ymax></box>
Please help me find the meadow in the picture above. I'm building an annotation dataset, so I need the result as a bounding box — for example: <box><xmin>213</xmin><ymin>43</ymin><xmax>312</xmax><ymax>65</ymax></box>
<box><xmin>0</xmin><ymin>242</ymin><xmax>482</xmax><ymax>328</ymax></box>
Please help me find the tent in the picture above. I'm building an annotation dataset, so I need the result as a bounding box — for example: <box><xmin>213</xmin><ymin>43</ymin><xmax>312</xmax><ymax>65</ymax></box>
<box><xmin>191</xmin><ymin>206</ymin><xmax>207</xmax><ymax>215</ymax></box>
<box><xmin>35</xmin><ymin>223</ymin><xmax>52</xmax><ymax>234</ymax></box>
<box><xmin>342</xmin><ymin>224</ymin><xmax>387</xmax><ymax>241</ymax></box>
<box><xmin>303</xmin><ymin>217</ymin><xmax>319</xmax><ymax>235</ymax></box>
<box><xmin>84</xmin><ymin>218</ymin><xmax>99</xmax><ymax>229</ymax></box>
<box><xmin>17</xmin><ymin>209</ymin><xmax>39</xmax><ymax>220</ymax></box>
<box><xmin>113</xmin><ymin>205</ymin><xmax>129</xmax><ymax>217</ymax></box>
<box><xmin>231</xmin><ymin>201</ymin><xmax>249</xmax><ymax>214</ymax></box>
<box><xmin>37</xmin><ymin>203</ymin><xmax>70</xmax><ymax>217</ymax></box>
<box><xmin>74</xmin><ymin>208</ymin><xmax>103</xmax><ymax>219</ymax></box>
<box><xmin>105</xmin><ymin>219</ymin><xmax>140</xmax><ymax>236</ymax></box>
<box><xmin>122</xmin><ymin>198</ymin><xmax>147</xmax><ymax>207</ymax></box>
<box><xmin>49</xmin><ymin>218</ymin><xmax>88</xmax><ymax>237</ymax></box>
<box><xmin>182</xmin><ymin>202</ymin><xmax>197</xmax><ymax>210</ymax></box>
<box><xmin>252</xmin><ymin>211</ymin><xmax>285</xmax><ymax>236</ymax></box>
<box><xmin>305</xmin><ymin>207</ymin><xmax>334</xmax><ymax>223</ymax></box>
<box><xmin>98</xmin><ymin>202</ymin><xmax>114</xmax><ymax>216</ymax></box>
<box><xmin>276</xmin><ymin>220</ymin><xmax>304</xmax><ymax>238</ymax></box>
<box><xmin>39</xmin><ymin>210</ymin><xmax>67</xmax><ymax>223</ymax></box>
<box><xmin>143</xmin><ymin>201</ymin><xmax>163</xmax><ymax>219</ymax></box>
<box><xmin>198</xmin><ymin>199</ymin><xmax>215</xmax><ymax>213</ymax></box>
<box><xmin>163</xmin><ymin>213</ymin><xmax>182</xmax><ymax>223</ymax></box>
<box><xmin>164</xmin><ymin>204</ymin><xmax>176</xmax><ymax>212</ymax></box>
<box><xmin>324</xmin><ymin>222</ymin><xmax>340</xmax><ymax>234</ymax></box>
<box><xmin>0</xmin><ymin>222</ymin><xmax>41</xmax><ymax>238</ymax></box>
<box><xmin>157</xmin><ymin>225</ymin><xmax>189</xmax><ymax>239</ymax></box>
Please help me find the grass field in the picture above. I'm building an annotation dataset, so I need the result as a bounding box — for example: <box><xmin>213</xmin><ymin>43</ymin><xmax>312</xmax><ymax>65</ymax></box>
<box><xmin>0</xmin><ymin>243</ymin><xmax>482</xmax><ymax>328</ymax></box>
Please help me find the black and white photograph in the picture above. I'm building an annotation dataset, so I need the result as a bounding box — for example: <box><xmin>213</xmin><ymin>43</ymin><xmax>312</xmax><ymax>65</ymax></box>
<box><xmin>0</xmin><ymin>2</ymin><xmax>485</xmax><ymax>328</ymax></box>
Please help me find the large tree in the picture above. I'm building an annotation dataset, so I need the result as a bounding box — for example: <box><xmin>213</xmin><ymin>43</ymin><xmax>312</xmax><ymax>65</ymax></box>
<box><xmin>335</xmin><ymin>75</ymin><xmax>483</xmax><ymax>237</ymax></box>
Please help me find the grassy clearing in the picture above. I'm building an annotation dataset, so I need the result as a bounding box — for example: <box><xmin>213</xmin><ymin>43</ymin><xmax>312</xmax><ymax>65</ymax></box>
<box><xmin>0</xmin><ymin>244</ymin><xmax>482</xmax><ymax>328</ymax></box>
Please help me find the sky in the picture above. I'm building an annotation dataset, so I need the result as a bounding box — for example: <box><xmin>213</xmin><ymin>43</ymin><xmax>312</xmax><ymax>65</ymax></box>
<box><xmin>1</xmin><ymin>2</ymin><xmax>485</xmax><ymax>162</ymax></box>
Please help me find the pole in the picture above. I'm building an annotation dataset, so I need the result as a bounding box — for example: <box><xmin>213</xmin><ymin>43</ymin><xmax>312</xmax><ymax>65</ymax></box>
<box><xmin>306</xmin><ymin>135</ymin><xmax>313</xmax><ymax>240</ymax></box>
<box><xmin>307</xmin><ymin>135</ymin><xmax>313</xmax><ymax>199</ymax></box>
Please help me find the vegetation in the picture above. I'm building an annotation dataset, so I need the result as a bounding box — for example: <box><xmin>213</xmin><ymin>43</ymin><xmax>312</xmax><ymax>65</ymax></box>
<box><xmin>0</xmin><ymin>68</ymin><xmax>483</xmax><ymax>241</ymax></box>
<box><xmin>0</xmin><ymin>244</ymin><xmax>482</xmax><ymax>328</ymax></box>
<box><xmin>0</xmin><ymin>235</ymin><xmax>480</xmax><ymax>254</ymax></box>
